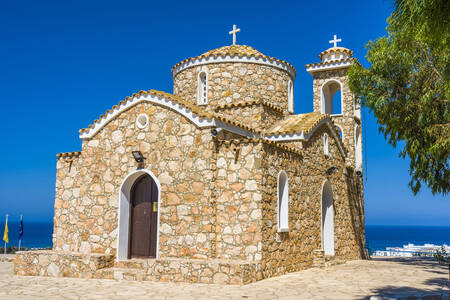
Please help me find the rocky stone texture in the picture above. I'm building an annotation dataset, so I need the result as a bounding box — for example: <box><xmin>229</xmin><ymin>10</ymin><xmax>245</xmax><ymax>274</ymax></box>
<box><xmin>259</xmin><ymin>125</ymin><xmax>366</xmax><ymax>278</ymax></box>
<box><xmin>214</xmin><ymin>103</ymin><xmax>284</xmax><ymax>131</ymax></box>
<box><xmin>14</xmin><ymin>251</ymin><xmax>261</xmax><ymax>285</ymax></box>
<box><xmin>16</xmin><ymin>48</ymin><xmax>366</xmax><ymax>285</ymax></box>
<box><xmin>312</xmin><ymin>68</ymin><xmax>362</xmax><ymax>167</ymax></box>
<box><xmin>14</xmin><ymin>251</ymin><xmax>114</xmax><ymax>278</ymax></box>
<box><xmin>173</xmin><ymin>62</ymin><xmax>292</xmax><ymax>129</ymax></box>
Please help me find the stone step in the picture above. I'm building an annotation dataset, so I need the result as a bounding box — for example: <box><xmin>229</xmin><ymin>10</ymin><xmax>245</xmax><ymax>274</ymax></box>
<box><xmin>95</xmin><ymin>267</ymin><xmax>147</xmax><ymax>281</ymax></box>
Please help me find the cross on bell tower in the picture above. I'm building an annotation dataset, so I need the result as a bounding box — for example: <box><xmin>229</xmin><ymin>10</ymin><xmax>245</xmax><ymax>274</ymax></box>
<box><xmin>329</xmin><ymin>34</ymin><xmax>342</xmax><ymax>48</ymax></box>
<box><xmin>229</xmin><ymin>25</ymin><xmax>241</xmax><ymax>45</ymax></box>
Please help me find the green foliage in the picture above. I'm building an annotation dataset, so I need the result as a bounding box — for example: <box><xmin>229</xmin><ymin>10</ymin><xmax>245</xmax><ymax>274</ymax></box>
<box><xmin>433</xmin><ymin>245</ymin><xmax>449</xmax><ymax>265</ymax></box>
<box><xmin>348</xmin><ymin>0</ymin><xmax>449</xmax><ymax>195</ymax></box>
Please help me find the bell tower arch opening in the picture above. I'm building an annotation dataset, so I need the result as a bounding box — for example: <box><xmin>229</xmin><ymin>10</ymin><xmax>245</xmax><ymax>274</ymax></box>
<box><xmin>321</xmin><ymin>80</ymin><xmax>342</xmax><ymax>115</ymax></box>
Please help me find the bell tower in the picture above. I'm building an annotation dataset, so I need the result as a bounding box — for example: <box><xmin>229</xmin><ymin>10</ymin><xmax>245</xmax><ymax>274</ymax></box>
<box><xmin>306</xmin><ymin>35</ymin><xmax>363</xmax><ymax>173</ymax></box>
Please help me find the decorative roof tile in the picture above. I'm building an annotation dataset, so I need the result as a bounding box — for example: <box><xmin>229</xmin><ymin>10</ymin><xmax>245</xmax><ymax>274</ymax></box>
<box><xmin>56</xmin><ymin>151</ymin><xmax>82</xmax><ymax>159</ymax></box>
<box><xmin>318</xmin><ymin>47</ymin><xmax>353</xmax><ymax>60</ymax></box>
<box><xmin>214</xmin><ymin>99</ymin><xmax>284</xmax><ymax>113</ymax></box>
<box><xmin>171</xmin><ymin>45</ymin><xmax>296</xmax><ymax>77</ymax></box>
<box><xmin>79</xmin><ymin>90</ymin><xmax>262</xmax><ymax>136</ymax></box>
<box><xmin>305</xmin><ymin>57</ymin><xmax>359</xmax><ymax>69</ymax></box>
<box><xmin>266</xmin><ymin>112</ymin><xmax>329</xmax><ymax>136</ymax></box>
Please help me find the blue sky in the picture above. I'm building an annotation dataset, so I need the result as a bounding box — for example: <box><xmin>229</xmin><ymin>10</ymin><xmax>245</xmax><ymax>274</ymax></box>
<box><xmin>0</xmin><ymin>0</ymin><xmax>448</xmax><ymax>225</ymax></box>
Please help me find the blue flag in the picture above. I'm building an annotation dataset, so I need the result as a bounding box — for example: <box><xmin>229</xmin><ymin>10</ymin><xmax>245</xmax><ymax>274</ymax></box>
<box><xmin>18</xmin><ymin>215</ymin><xmax>23</xmax><ymax>241</ymax></box>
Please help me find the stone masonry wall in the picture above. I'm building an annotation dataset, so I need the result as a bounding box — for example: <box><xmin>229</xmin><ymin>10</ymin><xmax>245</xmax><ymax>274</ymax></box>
<box><xmin>214</xmin><ymin>104</ymin><xmax>284</xmax><ymax>131</ymax></box>
<box><xmin>54</xmin><ymin>102</ymin><xmax>218</xmax><ymax>258</ymax></box>
<box><xmin>173</xmin><ymin>62</ymin><xmax>292</xmax><ymax>121</ymax></box>
<box><xmin>312</xmin><ymin>68</ymin><xmax>361</xmax><ymax>166</ymax></box>
<box><xmin>259</xmin><ymin>124</ymin><xmax>365</xmax><ymax>279</ymax></box>
<box><xmin>213</xmin><ymin>139</ymin><xmax>264</xmax><ymax>261</ymax></box>
<box><xmin>53</xmin><ymin>102</ymin><xmax>265</xmax><ymax>262</ymax></box>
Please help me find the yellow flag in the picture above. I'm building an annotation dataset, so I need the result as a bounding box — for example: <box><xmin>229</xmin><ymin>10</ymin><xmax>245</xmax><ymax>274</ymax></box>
<box><xmin>3</xmin><ymin>219</ymin><xmax>8</xmax><ymax>244</ymax></box>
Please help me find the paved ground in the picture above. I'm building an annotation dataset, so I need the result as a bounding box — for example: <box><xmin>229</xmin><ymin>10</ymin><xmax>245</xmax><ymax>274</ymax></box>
<box><xmin>0</xmin><ymin>257</ymin><xmax>448</xmax><ymax>299</ymax></box>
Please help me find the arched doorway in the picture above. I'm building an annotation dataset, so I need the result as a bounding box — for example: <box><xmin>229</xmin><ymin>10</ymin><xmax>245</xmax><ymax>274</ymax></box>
<box><xmin>117</xmin><ymin>169</ymin><xmax>160</xmax><ymax>260</ymax></box>
<box><xmin>322</xmin><ymin>181</ymin><xmax>335</xmax><ymax>255</ymax></box>
<box><xmin>128</xmin><ymin>174</ymin><xmax>158</xmax><ymax>258</ymax></box>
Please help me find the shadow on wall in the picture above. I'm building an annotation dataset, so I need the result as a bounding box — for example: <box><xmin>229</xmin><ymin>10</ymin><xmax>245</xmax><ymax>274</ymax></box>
<box><xmin>346</xmin><ymin>173</ymin><xmax>369</xmax><ymax>259</ymax></box>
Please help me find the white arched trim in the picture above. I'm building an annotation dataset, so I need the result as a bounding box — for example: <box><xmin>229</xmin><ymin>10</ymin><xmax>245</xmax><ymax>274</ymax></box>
<box><xmin>277</xmin><ymin>170</ymin><xmax>289</xmax><ymax>232</ymax></box>
<box><xmin>320</xmin><ymin>79</ymin><xmax>343</xmax><ymax>116</ymax></box>
<box><xmin>117</xmin><ymin>169</ymin><xmax>161</xmax><ymax>261</ymax></box>
<box><xmin>355</xmin><ymin>125</ymin><xmax>363</xmax><ymax>171</ymax></box>
<box><xmin>264</xmin><ymin>118</ymin><xmax>346</xmax><ymax>157</ymax></box>
<box><xmin>197</xmin><ymin>71</ymin><xmax>208</xmax><ymax>105</ymax></box>
<box><xmin>321</xmin><ymin>180</ymin><xmax>335</xmax><ymax>256</ymax></box>
<box><xmin>172</xmin><ymin>55</ymin><xmax>296</xmax><ymax>81</ymax></box>
<box><xmin>79</xmin><ymin>93</ymin><xmax>260</xmax><ymax>140</ymax></box>
<box><xmin>335</xmin><ymin>124</ymin><xmax>344</xmax><ymax>140</ymax></box>
<box><xmin>288</xmin><ymin>80</ymin><xmax>294</xmax><ymax>113</ymax></box>
<box><xmin>306</xmin><ymin>59</ymin><xmax>353</xmax><ymax>74</ymax></box>
<box><xmin>323</xmin><ymin>133</ymin><xmax>329</xmax><ymax>156</ymax></box>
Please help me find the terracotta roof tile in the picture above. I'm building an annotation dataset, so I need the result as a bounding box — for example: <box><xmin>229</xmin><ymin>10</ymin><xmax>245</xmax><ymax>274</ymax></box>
<box><xmin>318</xmin><ymin>47</ymin><xmax>353</xmax><ymax>60</ymax></box>
<box><xmin>305</xmin><ymin>57</ymin><xmax>359</xmax><ymax>69</ymax></box>
<box><xmin>266</xmin><ymin>112</ymin><xmax>328</xmax><ymax>136</ymax></box>
<box><xmin>79</xmin><ymin>90</ymin><xmax>263</xmax><ymax>136</ymax></box>
<box><xmin>56</xmin><ymin>151</ymin><xmax>82</xmax><ymax>159</ymax></box>
<box><xmin>214</xmin><ymin>99</ymin><xmax>284</xmax><ymax>113</ymax></box>
<box><xmin>172</xmin><ymin>45</ymin><xmax>296</xmax><ymax>76</ymax></box>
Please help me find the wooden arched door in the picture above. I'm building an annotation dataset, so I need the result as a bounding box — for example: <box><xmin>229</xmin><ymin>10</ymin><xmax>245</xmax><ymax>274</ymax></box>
<box><xmin>128</xmin><ymin>174</ymin><xmax>158</xmax><ymax>258</ymax></box>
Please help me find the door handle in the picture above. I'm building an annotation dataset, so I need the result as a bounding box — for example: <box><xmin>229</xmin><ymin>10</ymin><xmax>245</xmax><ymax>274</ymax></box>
<box><xmin>153</xmin><ymin>202</ymin><xmax>158</xmax><ymax>212</ymax></box>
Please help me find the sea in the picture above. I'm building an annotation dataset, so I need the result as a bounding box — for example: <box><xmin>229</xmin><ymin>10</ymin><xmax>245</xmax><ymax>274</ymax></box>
<box><xmin>1</xmin><ymin>222</ymin><xmax>449</xmax><ymax>251</ymax></box>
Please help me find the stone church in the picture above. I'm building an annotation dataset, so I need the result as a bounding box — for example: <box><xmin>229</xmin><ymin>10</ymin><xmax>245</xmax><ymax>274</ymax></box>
<box><xmin>15</xmin><ymin>28</ymin><xmax>367</xmax><ymax>285</ymax></box>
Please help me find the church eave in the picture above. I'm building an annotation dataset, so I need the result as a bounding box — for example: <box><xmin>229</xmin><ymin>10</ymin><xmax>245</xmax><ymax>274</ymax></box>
<box><xmin>172</xmin><ymin>52</ymin><xmax>296</xmax><ymax>79</ymax></box>
<box><xmin>305</xmin><ymin>58</ymin><xmax>360</xmax><ymax>73</ymax></box>
<box><xmin>56</xmin><ymin>151</ymin><xmax>82</xmax><ymax>159</ymax></box>
<box><xmin>78</xmin><ymin>89</ymin><xmax>263</xmax><ymax>140</ymax></box>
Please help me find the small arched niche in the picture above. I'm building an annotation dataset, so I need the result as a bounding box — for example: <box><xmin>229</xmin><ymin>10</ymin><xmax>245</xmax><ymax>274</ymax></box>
<box><xmin>355</xmin><ymin>126</ymin><xmax>363</xmax><ymax>171</ymax></box>
<box><xmin>321</xmin><ymin>80</ymin><xmax>342</xmax><ymax>115</ymax></box>
<box><xmin>277</xmin><ymin>170</ymin><xmax>289</xmax><ymax>232</ymax></box>
<box><xmin>197</xmin><ymin>71</ymin><xmax>208</xmax><ymax>105</ymax></box>
<box><xmin>288</xmin><ymin>80</ymin><xmax>294</xmax><ymax>113</ymax></box>
<box><xmin>322</xmin><ymin>180</ymin><xmax>334</xmax><ymax>255</ymax></box>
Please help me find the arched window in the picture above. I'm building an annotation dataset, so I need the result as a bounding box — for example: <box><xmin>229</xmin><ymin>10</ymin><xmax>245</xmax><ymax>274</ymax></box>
<box><xmin>197</xmin><ymin>71</ymin><xmax>208</xmax><ymax>105</ymax></box>
<box><xmin>277</xmin><ymin>171</ymin><xmax>289</xmax><ymax>232</ymax></box>
<box><xmin>355</xmin><ymin>126</ymin><xmax>363</xmax><ymax>171</ymax></box>
<box><xmin>288</xmin><ymin>80</ymin><xmax>294</xmax><ymax>113</ymax></box>
<box><xmin>336</xmin><ymin>125</ymin><xmax>343</xmax><ymax>140</ymax></box>
<box><xmin>321</xmin><ymin>80</ymin><xmax>342</xmax><ymax>115</ymax></box>
<box><xmin>323</xmin><ymin>133</ymin><xmax>329</xmax><ymax>156</ymax></box>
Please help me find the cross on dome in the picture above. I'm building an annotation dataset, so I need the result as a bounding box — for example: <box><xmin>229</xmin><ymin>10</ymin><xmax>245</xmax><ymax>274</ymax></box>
<box><xmin>329</xmin><ymin>34</ymin><xmax>342</xmax><ymax>48</ymax></box>
<box><xmin>229</xmin><ymin>25</ymin><xmax>241</xmax><ymax>45</ymax></box>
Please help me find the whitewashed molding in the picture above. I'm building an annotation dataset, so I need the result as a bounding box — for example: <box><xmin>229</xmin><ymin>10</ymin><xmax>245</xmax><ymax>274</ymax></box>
<box><xmin>263</xmin><ymin>118</ymin><xmax>346</xmax><ymax>157</ymax></box>
<box><xmin>306</xmin><ymin>59</ymin><xmax>352</xmax><ymax>73</ymax></box>
<box><xmin>136</xmin><ymin>113</ymin><xmax>149</xmax><ymax>129</ymax></box>
<box><xmin>173</xmin><ymin>55</ymin><xmax>296</xmax><ymax>81</ymax></box>
<box><xmin>79</xmin><ymin>93</ymin><xmax>259</xmax><ymax>140</ymax></box>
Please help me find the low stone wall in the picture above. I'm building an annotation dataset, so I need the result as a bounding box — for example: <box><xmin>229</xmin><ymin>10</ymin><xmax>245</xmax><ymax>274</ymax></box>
<box><xmin>98</xmin><ymin>258</ymin><xmax>262</xmax><ymax>285</ymax></box>
<box><xmin>14</xmin><ymin>250</ymin><xmax>114</xmax><ymax>278</ymax></box>
<box><xmin>14</xmin><ymin>250</ymin><xmax>262</xmax><ymax>285</ymax></box>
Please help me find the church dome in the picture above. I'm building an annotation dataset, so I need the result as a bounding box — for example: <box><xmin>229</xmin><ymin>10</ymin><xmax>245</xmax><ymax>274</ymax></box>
<box><xmin>172</xmin><ymin>44</ymin><xmax>296</xmax><ymax>117</ymax></box>
<box><xmin>197</xmin><ymin>45</ymin><xmax>265</xmax><ymax>59</ymax></box>
<box><xmin>171</xmin><ymin>44</ymin><xmax>295</xmax><ymax>78</ymax></box>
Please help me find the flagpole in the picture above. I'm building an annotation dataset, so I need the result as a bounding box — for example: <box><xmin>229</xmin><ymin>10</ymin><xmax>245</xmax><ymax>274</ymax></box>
<box><xmin>3</xmin><ymin>214</ymin><xmax>7</xmax><ymax>255</ymax></box>
<box><xmin>18</xmin><ymin>215</ymin><xmax>22</xmax><ymax>251</ymax></box>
